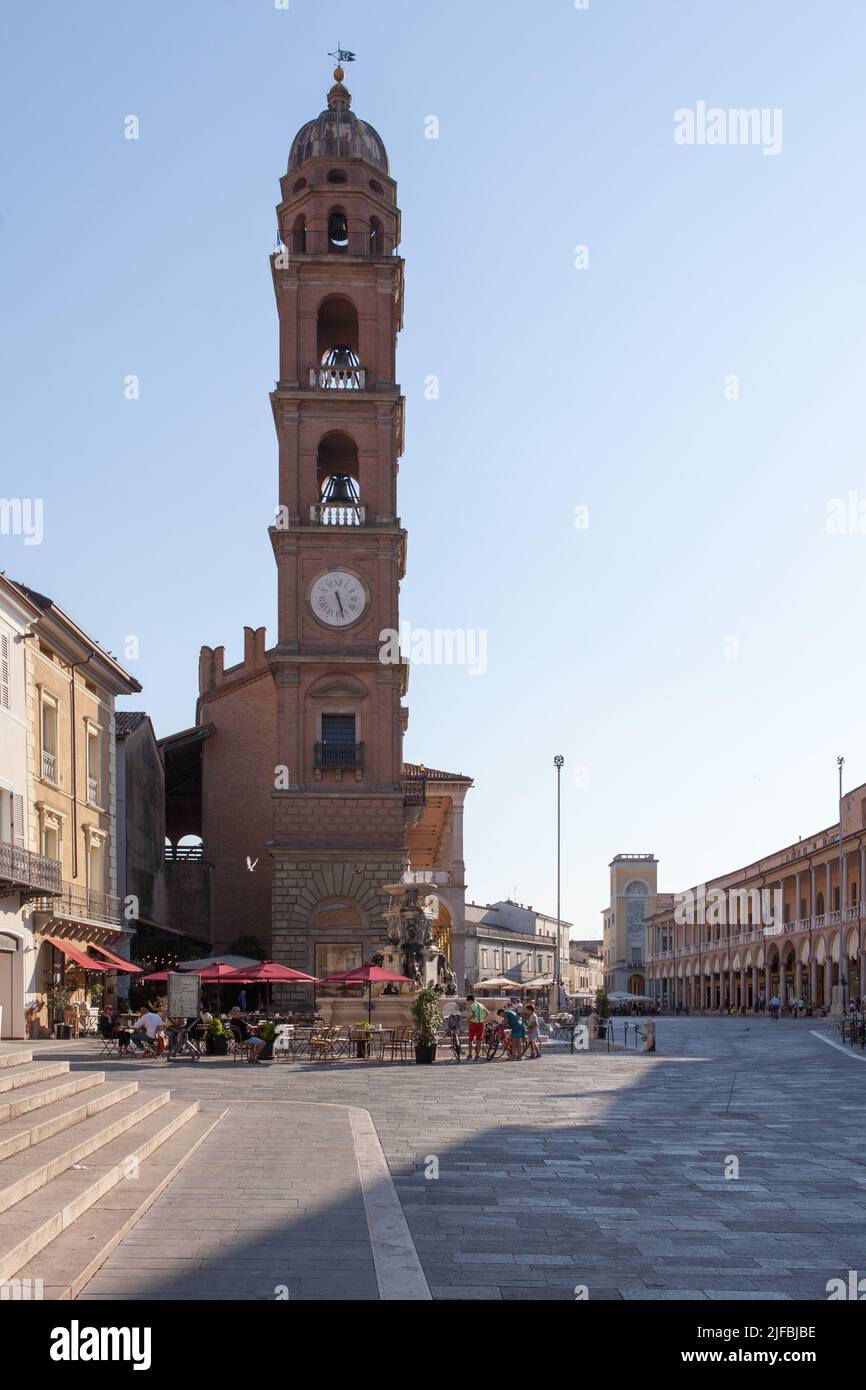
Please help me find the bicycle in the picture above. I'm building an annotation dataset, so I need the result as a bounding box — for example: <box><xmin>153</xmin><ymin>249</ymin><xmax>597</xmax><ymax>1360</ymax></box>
<box><xmin>449</xmin><ymin>1026</ymin><xmax>463</xmax><ymax>1062</ymax></box>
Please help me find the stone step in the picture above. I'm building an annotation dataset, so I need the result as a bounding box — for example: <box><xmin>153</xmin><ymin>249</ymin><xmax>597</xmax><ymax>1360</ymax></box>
<box><xmin>0</xmin><ymin>1050</ymin><xmax>33</xmax><ymax>1071</ymax></box>
<box><xmin>0</xmin><ymin>1079</ymin><xmax>141</xmax><ymax>1164</ymax></box>
<box><xmin>0</xmin><ymin>1069</ymin><xmax>105</xmax><ymax>1127</ymax></box>
<box><xmin>0</xmin><ymin>1060</ymin><xmax>70</xmax><ymax>1095</ymax></box>
<box><xmin>16</xmin><ymin>1105</ymin><xmax>226</xmax><ymax>1300</ymax></box>
<box><xmin>0</xmin><ymin>1090</ymin><xmax>169</xmax><ymax>1219</ymax></box>
<box><xmin>0</xmin><ymin>1097</ymin><xmax>200</xmax><ymax>1285</ymax></box>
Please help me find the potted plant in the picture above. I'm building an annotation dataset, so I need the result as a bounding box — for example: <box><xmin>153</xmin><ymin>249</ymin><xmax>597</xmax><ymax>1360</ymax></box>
<box><xmin>206</xmin><ymin>1016</ymin><xmax>228</xmax><ymax>1056</ymax></box>
<box><xmin>594</xmin><ymin>989</ymin><xmax>610</xmax><ymax>1039</ymax></box>
<box><xmin>411</xmin><ymin>987</ymin><xmax>441</xmax><ymax>1064</ymax></box>
<box><xmin>351</xmin><ymin>1020</ymin><xmax>375</xmax><ymax>1059</ymax></box>
<box><xmin>47</xmin><ymin>984</ymin><xmax>73</xmax><ymax>1038</ymax></box>
<box><xmin>258</xmin><ymin>1021</ymin><xmax>277</xmax><ymax>1060</ymax></box>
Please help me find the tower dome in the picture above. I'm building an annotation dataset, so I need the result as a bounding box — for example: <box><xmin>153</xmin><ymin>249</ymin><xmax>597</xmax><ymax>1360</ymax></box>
<box><xmin>288</xmin><ymin>69</ymin><xmax>389</xmax><ymax>174</ymax></box>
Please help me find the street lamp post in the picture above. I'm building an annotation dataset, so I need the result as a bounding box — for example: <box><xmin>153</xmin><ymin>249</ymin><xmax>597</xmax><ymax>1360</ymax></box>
<box><xmin>839</xmin><ymin>755</ymin><xmax>848</xmax><ymax>1012</ymax></box>
<box><xmin>554</xmin><ymin>755</ymin><xmax>564</xmax><ymax>1018</ymax></box>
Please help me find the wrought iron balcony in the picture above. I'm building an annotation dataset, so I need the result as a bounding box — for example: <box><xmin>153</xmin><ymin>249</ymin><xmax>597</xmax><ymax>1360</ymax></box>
<box><xmin>87</xmin><ymin>776</ymin><xmax>99</xmax><ymax>805</ymax></box>
<box><xmin>309</xmin><ymin>365</ymin><xmax>366</xmax><ymax>390</ymax></box>
<box><xmin>315</xmin><ymin>741</ymin><xmax>364</xmax><ymax>771</ymax></box>
<box><xmin>42</xmin><ymin>749</ymin><xmax>57</xmax><ymax>782</ymax></box>
<box><xmin>309</xmin><ymin>503</ymin><xmax>366</xmax><ymax>526</ymax></box>
<box><xmin>0</xmin><ymin>842</ymin><xmax>62</xmax><ymax>898</ymax></box>
<box><xmin>402</xmin><ymin>772</ymin><xmax>427</xmax><ymax>807</ymax></box>
<box><xmin>32</xmin><ymin>878</ymin><xmax>122</xmax><ymax>927</ymax></box>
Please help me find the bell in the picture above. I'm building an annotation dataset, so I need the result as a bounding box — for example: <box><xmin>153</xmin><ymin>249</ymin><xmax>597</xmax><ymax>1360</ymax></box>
<box><xmin>324</xmin><ymin>345</ymin><xmax>359</xmax><ymax>368</ymax></box>
<box><xmin>322</xmin><ymin>474</ymin><xmax>359</xmax><ymax>505</ymax></box>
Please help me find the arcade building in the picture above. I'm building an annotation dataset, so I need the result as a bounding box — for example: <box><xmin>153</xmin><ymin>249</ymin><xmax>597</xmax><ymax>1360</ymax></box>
<box><xmin>160</xmin><ymin>66</ymin><xmax>473</xmax><ymax>998</ymax></box>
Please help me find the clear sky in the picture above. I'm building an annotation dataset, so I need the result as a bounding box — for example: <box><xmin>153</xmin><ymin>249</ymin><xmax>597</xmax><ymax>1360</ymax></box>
<box><xmin>3</xmin><ymin>1</ymin><xmax>865</xmax><ymax>940</ymax></box>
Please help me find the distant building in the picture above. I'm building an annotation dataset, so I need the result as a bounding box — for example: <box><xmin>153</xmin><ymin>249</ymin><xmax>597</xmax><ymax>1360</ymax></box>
<box><xmin>567</xmin><ymin>940</ymin><xmax>604</xmax><ymax>999</ymax></box>
<box><xmin>602</xmin><ymin>854</ymin><xmax>659</xmax><ymax>995</ymax></box>
<box><xmin>464</xmin><ymin>899</ymin><xmax>571</xmax><ymax>992</ymax></box>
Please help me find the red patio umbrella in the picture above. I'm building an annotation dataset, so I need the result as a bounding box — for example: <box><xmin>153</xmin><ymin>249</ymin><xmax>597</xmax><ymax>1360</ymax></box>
<box><xmin>220</xmin><ymin>961</ymin><xmax>320</xmax><ymax>1015</ymax></box>
<box><xmin>318</xmin><ymin>962</ymin><xmax>413</xmax><ymax>1022</ymax></box>
<box><xmin>192</xmin><ymin>960</ymin><xmax>244</xmax><ymax>1014</ymax></box>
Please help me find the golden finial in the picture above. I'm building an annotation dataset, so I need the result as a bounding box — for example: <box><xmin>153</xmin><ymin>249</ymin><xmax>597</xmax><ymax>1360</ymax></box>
<box><xmin>334</xmin><ymin>65</ymin><xmax>344</xmax><ymax>83</ymax></box>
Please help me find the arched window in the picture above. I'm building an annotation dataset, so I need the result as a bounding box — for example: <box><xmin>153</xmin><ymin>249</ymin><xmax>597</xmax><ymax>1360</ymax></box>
<box><xmin>327</xmin><ymin>169</ymin><xmax>348</xmax><ymax>184</ymax></box>
<box><xmin>328</xmin><ymin>209</ymin><xmax>349</xmax><ymax>252</ymax></box>
<box><xmin>316</xmin><ymin>431</ymin><xmax>361</xmax><ymax>524</ymax></box>
<box><xmin>316</xmin><ymin>296</ymin><xmax>361</xmax><ymax>388</ymax></box>
<box><xmin>291</xmin><ymin>213</ymin><xmax>306</xmax><ymax>254</ymax></box>
<box><xmin>624</xmin><ymin>880</ymin><xmax>649</xmax><ymax>958</ymax></box>
<box><xmin>369</xmin><ymin>216</ymin><xmax>383</xmax><ymax>256</ymax></box>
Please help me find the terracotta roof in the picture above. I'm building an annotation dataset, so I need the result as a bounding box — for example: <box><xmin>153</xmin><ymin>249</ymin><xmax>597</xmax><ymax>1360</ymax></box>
<box><xmin>115</xmin><ymin>711</ymin><xmax>149</xmax><ymax>738</ymax></box>
<box><xmin>403</xmin><ymin>762</ymin><xmax>472</xmax><ymax>783</ymax></box>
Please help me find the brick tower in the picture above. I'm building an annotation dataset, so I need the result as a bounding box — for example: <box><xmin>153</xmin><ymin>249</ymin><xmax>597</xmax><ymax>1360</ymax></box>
<box><xmin>267</xmin><ymin>63</ymin><xmax>410</xmax><ymax>985</ymax></box>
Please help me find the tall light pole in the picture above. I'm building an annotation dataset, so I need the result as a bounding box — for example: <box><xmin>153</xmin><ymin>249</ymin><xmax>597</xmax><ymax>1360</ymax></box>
<box><xmin>839</xmin><ymin>755</ymin><xmax>848</xmax><ymax>1011</ymax></box>
<box><xmin>554</xmin><ymin>755</ymin><xmax>564</xmax><ymax>1014</ymax></box>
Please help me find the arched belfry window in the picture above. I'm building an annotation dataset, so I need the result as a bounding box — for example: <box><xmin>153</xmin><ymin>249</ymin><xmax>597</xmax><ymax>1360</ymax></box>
<box><xmin>369</xmin><ymin>216</ymin><xmax>383</xmax><ymax>256</ymax></box>
<box><xmin>316</xmin><ymin>297</ymin><xmax>361</xmax><ymax>389</ymax></box>
<box><xmin>315</xmin><ymin>431</ymin><xmax>362</xmax><ymax>524</ymax></box>
<box><xmin>291</xmin><ymin>213</ymin><xmax>306</xmax><ymax>254</ymax></box>
<box><xmin>328</xmin><ymin>209</ymin><xmax>349</xmax><ymax>252</ymax></box>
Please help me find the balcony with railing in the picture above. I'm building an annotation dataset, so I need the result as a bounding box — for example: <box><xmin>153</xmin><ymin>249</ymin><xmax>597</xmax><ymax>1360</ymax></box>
<box><xmin>402</xmin><ymin>771</ymin><xmax>427</xmax><ymax>807</ymax></box>
<box><xmin>315</xmin><ymin>741</ymin><xmax>364</xmax><ymax>771</ymax></box>
<box><xmin>32</xmin><ymin>879</ymin><xmax>122</xmax><ymax>928</ymax></box>
<box><xmin>309</xmin><ymin>364</ymin><xmax>366</xmax><ymax>391</ymax></box>
<box><xmin>0</xmin><ymin>842</ymin><xmax>62</xmax><ymax>898</ymax></box>
<box><xmin>309</xmin><ymin>502</ymin><xmax>366</xmax><ymax>526</ymax></box>
<box><xmin>87</xmin><ymin>775</ymin><xmax>99</xmax><ymax>805</ymax></box>
<box><xmin>42</xmin><ymin>749</ymin><xmax>56</xmax><ymax>783</ymax></box>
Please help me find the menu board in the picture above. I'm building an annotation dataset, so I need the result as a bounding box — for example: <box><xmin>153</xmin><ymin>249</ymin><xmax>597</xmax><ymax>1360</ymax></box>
<box><xmin>168</xmin><ymin>971</ymin><xmax>201</xmax><ymax>1021</ymax></box>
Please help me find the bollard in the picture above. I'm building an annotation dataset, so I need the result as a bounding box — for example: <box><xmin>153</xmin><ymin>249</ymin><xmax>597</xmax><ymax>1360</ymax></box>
<box><xmin>643</xmin><ymin>1020</ymin><xmax>656</xmax><ymax>1053</ymax></box>
<box><xmin>587</xmin><ymin>1010</ymin><xmax>599</xmax><ymax>1040</ymax></box>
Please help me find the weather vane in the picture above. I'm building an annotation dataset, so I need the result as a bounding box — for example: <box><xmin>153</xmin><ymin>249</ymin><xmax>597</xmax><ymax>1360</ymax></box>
<box><xmin>328</xmin><ymin>44</ymin><xmax>356</xmax><ymax>67</ymax></box>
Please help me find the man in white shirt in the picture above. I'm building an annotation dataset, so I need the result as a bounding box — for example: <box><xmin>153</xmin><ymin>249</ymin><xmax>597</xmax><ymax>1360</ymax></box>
<box><xmin>131</xmin><ymin>1008</ymin><xmax>163</xmax><ymax>1055</ymax></box>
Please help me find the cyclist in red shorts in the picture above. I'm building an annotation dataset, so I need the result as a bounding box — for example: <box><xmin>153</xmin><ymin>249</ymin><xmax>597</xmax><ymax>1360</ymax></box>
<box><xmin>466</xmin><ymin>994</ymin><xmax>488</xmax><ymax>1060</ymax></box>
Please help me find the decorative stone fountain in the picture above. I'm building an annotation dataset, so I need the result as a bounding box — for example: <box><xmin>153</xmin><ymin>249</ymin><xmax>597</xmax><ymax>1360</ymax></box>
<box><xmin>382</xmin><ymin>882</ymin><xmax>456</xmax><ymax>993</ymax></box>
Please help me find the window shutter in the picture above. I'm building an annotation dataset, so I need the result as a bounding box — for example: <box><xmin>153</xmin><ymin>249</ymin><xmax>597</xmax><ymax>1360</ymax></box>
<box><xmin>0</xmin><ymin>633</ymin><xmax>9</xmax><ymax>710</ymax></box>
<box><xmin>11</xmin><ymin>793</ymin><xmax>25</xmax><ymax>849</ymax></box>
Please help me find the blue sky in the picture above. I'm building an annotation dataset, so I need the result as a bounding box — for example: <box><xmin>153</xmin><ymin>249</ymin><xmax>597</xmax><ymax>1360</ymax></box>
<box><xmin>3</xmin><ymin>1</ymin><xmax>865</xmax><ymax>938</ymax></box>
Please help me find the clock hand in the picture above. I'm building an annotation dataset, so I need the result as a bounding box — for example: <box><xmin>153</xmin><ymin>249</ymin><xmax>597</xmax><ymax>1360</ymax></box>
<box><xmin>336</xmin><ymin>592</ymin><xmax>344</xmax><ymax>617</ymax></box>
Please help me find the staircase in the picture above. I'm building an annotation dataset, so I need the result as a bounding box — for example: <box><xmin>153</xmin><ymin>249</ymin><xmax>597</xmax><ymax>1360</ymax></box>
<box><xmin>0</xmin><ymin>1049</ymin><xmax>224</xmax><ymax>1299</ymax></box>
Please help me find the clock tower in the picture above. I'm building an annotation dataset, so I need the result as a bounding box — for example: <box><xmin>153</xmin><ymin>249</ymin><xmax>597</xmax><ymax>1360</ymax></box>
<box><xmin>267</xmin><ymin>63</ymin><xmax>411</xmax><ymax>984</ymax></box>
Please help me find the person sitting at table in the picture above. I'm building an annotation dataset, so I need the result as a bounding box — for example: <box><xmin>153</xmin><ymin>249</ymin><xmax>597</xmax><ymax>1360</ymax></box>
<box><xmin>228</xmin><ymin>1007</ymin><xmax>265</xmax><ymax>1063</ymax></box>
<box><xmin>99</xmin><ymin>1003</ymin><xmax>132</xmax><ymax>1054</ymax></box>
<box><xmin>131</xmin><ymin>1006</ymin><xmax>164</xmax><ymax>1056</ymax></box>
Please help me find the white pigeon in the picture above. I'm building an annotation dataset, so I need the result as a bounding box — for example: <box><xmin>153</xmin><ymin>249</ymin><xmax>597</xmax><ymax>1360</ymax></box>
<box><xmin>246</xmin><ymin>856</ymin><xmax>258</xmax><ymax>872</ymax></box>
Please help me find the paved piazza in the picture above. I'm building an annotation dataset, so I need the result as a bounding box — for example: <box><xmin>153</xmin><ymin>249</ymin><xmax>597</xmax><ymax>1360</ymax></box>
<box><xmin>28</xmin><ymin>1017</ymin><xmax>866</xmax><ymax>1301</ymax></box>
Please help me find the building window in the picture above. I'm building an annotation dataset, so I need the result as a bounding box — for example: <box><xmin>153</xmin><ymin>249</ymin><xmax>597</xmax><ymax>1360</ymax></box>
<box><xmin>87</xmin><ymin>726</ymin><xmax>101</xmax><ymax>805</ymax></box>
<box><xmin>87</xmin><ymin>838</ymin><xmax>103</xmax><ymax>897</ymax></box>
<box><xmin>41</xmin><ymin>695</ymin><xmax>58</xmax><ymax>783</ymax></box>
<box><xmin>318</xmin><ymin>714</ymin><xmax>358</xmax><ymax>768</ymax></box>
<box><xmin>504</xmin><ymin>952</ymin><xmax>511</xmax><ymax>970</ymax></box>
<box><xmin>536</xmin><ymin>955</ymin><xmax>542</xmax><ymax>973</ymax></box>
<box><xmin>314</xmin><ymin>942</ymin><xmax>362</xmax><ymax>978</ymax></box>
<box><xmin>42</xmin><ymin>821</ymin><xmax>60</xmax><ymax>864</ymax></box>
<box><xmin>481</xmin><ymin>949</ymin><xmax>489</xmax><ymax>968</ymax></box>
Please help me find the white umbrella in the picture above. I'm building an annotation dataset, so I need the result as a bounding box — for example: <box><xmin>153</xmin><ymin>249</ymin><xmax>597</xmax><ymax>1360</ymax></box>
<box><xmin>475</xmin><ymin>976</ymin><xmax>521</xmax><ymax>991</ymax></box>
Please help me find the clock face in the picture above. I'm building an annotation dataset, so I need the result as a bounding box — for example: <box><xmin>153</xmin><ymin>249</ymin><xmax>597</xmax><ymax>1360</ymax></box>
<box><xmin>310</xmin><ymin>570</ymin><xmax>367</xmax><ymax>628</ymax></box>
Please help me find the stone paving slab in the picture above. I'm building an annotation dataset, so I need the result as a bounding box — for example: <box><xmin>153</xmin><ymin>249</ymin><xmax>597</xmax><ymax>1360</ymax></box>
<box><xmin>20</xmin><ymin>1017</ymin><xmax>866</xmax><ymax>1301</ymax></box>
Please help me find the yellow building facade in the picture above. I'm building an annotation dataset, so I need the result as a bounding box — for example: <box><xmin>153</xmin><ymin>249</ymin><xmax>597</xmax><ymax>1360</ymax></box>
<box><xmin>602</xmin><ymin>853</ymin><xmax>658</xmax><ymax>995</ymax></box>
<box><xmin>645</xmin><ymin>782</ymin><xmax>866</xmax><ymax>1012</ymax></box>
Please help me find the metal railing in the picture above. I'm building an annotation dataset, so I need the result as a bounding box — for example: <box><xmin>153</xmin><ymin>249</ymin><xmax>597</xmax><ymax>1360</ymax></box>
<box><xmin>32</xmin><ymin>878</ymin><xmax>122</xmax><ymax>927</ymax></box>
<box><xmin>165</xmin><ymin>844</ymin><xmax>204</xmax><ymax>862</ymax></box>
<box><xmin>309</xmin><ymin>365</ymin><xmax>366</xmax><ymax>390</ymax></box>
<box><xmin>42</xmin><ymin>749</ymin><xmax>56</xmax><ymax>782</ymax></box>
<box><xmin>402</xmin><ymin>772</ymin><xmax>427</xmax><ymax>807</ymax></box>
<box><xmin>87</xmin><ymin>776</ymin><xmax>99</xmax><ymax>805</ymax></box>
<box><xmin>315</xmin><ymin>742</ymin><xmax>364</xmax><ymax>770</ymax></box>
<box><xmin>0</xmin><ymin>842</ymin><xmax>62</xmax><ymax>896</ymax></box>
<box><xmin>309</xmin><ymin>503</ymin><xmax>366</xmax><ymax>526</ymax></box>
<box><xmin>287</xmin><ymin>230</ymin><xmax>397</xmax><ymax>258</ymax></box>
<box><xmin>403</xmin><ymin>869</ymin><xmax>453</xmax><ymax>886</ymax></box>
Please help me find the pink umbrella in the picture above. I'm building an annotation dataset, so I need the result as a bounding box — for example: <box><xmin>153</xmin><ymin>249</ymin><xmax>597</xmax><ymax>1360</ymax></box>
<box><xmin>318</xmin><ymin>962</ymin><xmax>413</xmax><ymax>1021</ymax></box>
<box><xmin>220</xmin><ymin>961</ymin><xmax>320</xmax><ymax>1014</ymax></box>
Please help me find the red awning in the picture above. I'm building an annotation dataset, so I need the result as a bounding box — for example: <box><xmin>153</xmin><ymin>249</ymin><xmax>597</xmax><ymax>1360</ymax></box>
<box><xmin>45</xmin><ymin>936</ymin><xmax>110</xmax><ymax>971</ymax></box>
<box><xmin>88</xmin><ymin>942</ymin><xmax>143</xmax><ymax>974</ymax></box>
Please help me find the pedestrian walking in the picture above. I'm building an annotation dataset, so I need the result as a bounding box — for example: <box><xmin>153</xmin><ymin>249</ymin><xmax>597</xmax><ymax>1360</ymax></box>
<box><xmin>466</xmin><ymin>994</ymin><xmax>487</xmax><ymax>1060</ymax></box>
<box><xmin>769</xmin><ymin>993</ymin><xmax>780</xmax><ymax>1020</ymax></box>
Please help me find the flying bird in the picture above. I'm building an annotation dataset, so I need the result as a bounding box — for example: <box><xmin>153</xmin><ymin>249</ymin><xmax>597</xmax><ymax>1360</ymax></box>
<box><xmin>246</xmin><ymin>856</ymin><xmax>258</xmax><ymax>873</ymax></box>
